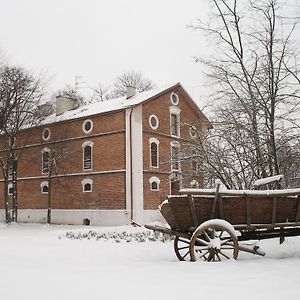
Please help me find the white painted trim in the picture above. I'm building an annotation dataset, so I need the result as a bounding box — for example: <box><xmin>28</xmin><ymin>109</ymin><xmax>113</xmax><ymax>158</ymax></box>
<box><xmin>149</xmin><ymin>114</ymin><xmax>159</xmax><ymax>130</ymax></box>
<box><xmin>170</xmin><ymin>92</ymin><xmax>179</xmax><ymax>105</ymax></box>
<box><xmin>82</xmin><ymin>119</ymin><xmax>93</xmax><ymax>134</ymax></box>
<box><xmin>81</xmin><ymin>178</ymin><xmax>93</xmax><ymax>192</ymax></box>
<box><xmin>40</xmin><ymin>181</ymin><xmax>49</xmax><ymax>194</ymax></box>
<box><xmin>149</xmin><ymin>176</ymin><xmax>160</xmax><ymax>191</ymax></box>
<box><xmin>42</xmin><ymin>128</ymin><xmax>51</xmax><ymax>141</ymax></box>
<box><xmin>125</xmin><ymin>108</ymin><xmax>132</xmax><ymax>215</ymax></box>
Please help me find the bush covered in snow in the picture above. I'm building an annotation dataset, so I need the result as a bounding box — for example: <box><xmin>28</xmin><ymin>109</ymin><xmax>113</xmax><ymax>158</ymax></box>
<box><xmin>62</xmin><ymin>229</ymin><xmax>173</xmax><ymax>243</ymax></box>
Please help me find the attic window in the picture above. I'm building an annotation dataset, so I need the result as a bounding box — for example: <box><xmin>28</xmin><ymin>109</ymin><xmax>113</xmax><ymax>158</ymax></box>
<box><xmin>170</xmin><ymin>92</ymin><xmax>179</xmax><ymax>105</ymax></box>
<box><xmin>83</xmin><ymin>119</ymin><xmax>93</xmax><ymax>133</ymax></box>
<box><xmin>42</xmin><ymin>128</ymin><xmax>50</xmax><ymax>141</ymax></box>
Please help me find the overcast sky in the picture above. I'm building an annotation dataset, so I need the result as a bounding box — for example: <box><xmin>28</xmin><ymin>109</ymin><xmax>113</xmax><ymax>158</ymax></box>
<box><xmin>0</xmin><ymin>0</ymin><xmax>299</xmax><ymax>106</ymax></box>
<box><xmin>0</xmin><ymin>0</ymin><xmax>211</xmax><ymax>104</ymax></box>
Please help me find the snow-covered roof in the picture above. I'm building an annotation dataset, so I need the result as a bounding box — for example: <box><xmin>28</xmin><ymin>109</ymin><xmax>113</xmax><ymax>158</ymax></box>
<box><xmin>179</xmin><ymin>187</ymin><xmax>300</xmax><ymax>197</ymax></box>
<box><xmin>42</xmin><ymin>83</ymin><xmax>180</xmax><ymax>125</ymax></box>
<box><xmin>253</xmin><ymin>175</ymin><xmax>284</xmax><ymax>187</ymax></box>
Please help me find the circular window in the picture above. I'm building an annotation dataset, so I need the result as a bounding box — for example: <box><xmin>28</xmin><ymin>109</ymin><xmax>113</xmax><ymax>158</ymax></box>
<box><xmin>190</xmin><ymin>126</ymin><xmax>197</xmax><ymax>138</ymax></box>
<box><xmin>42</xmin><ymin>128</ymin><xmax>50</xmax><ymax>141</ymax></box>
<box><xmin>170</xmin><ymin>92</ymin><xmax>179</xmax><ymax>105</ymax></box>
<box><xmin>149</xmin><ymin>115</ymin><xmax>159</xmax><ymax>130</ymax></box>
<box><xmin>83</xmin><ymin>119</ymin><xmax>93</xmax><ymax>133</ymax></box>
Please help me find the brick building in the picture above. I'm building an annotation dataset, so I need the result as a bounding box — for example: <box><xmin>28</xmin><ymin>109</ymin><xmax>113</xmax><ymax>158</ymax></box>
<box><xmin>0</xmin><ymin>82</ymin><xmax>212</xmax><ymax>225</ymax></box>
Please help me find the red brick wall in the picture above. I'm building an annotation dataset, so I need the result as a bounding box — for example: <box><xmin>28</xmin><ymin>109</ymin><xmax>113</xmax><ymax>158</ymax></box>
<box><xmin>0</xmin><ymin>110</ymin><xmax>126</xmax><ymax>210</ymax></box>
<box><xmin>142</xmin><ymin>87</ymin><xmax>208</xmax><ymax>209</ymax></box>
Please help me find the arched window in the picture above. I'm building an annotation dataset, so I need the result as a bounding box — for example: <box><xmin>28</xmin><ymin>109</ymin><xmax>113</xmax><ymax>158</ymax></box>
<box><xmin>190</xmin><ymin>180</ymin><xmax>199</xmax><ymax>188</ymax></box>
<box><xmin>40</xmin><ymin>181</ymin><xmax>49</xmax><ymax>194</ymax></box>
<box><xmin>149</xmin><ymin>138</ymin><xmax>159</xmax><ymax>168</ymax></box>
<box><xmin>149</xmin><ymin>177</ymin><xmax>160</xmax><ymax>191</ymax></box>
<box><xmin>82</xmin><ymin>141</ymin><xmax>94</xmax><ymax>170</ymax></box>
<box><xmin>170</xmin><ymin>106</ymin><xmax>181</xmax><ymax>137</ymax></box>
<box><xmin>42</xmin><ymin>148</ymin><xmax>50</xmax><ymax>174</ymax></box>
<box><xmin>82</xmin><ymin>178</ymin><xmax>93</xmax><ymax>192</ymax></box>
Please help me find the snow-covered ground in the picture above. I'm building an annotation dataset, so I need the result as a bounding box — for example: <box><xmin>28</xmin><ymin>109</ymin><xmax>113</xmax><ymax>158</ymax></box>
<box><xmin>0</xmin><ymin>223</ymin><xmax>300</xmax><ymax>300</ymax></box>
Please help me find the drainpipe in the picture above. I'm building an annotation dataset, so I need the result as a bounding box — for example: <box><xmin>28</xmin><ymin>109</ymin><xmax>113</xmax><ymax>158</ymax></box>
<box><xmin>129</xmin><ymin>108</ymin><xmax>134</xmax><ymax>223</ymax></box>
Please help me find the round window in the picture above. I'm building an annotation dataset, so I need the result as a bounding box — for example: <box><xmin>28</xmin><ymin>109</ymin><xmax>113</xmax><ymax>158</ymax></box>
<box><xmin>170</xmin><ymin>92</ymin><xmax>179</xmax><ymax>105</ymax></box>
<box><xmin>42</xmin><ymin>128</ymin><xmax>50</xmax><ymax>141</ymax></box>
<box><xmin>149</xmin><ymin>115</ymin><xmax>159</xmax><ymax>130</ymax></box>
<box><xmin>83</xmin><ymin>119</ymin><xmax>93</xmax><ymax>133</ymax></box>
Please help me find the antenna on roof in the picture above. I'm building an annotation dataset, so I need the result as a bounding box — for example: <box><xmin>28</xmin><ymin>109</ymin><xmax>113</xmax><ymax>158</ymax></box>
<box><xmin>75</xmin><ymin>75</ymin><xmax>85</xmax><ymax>93</ymax></box>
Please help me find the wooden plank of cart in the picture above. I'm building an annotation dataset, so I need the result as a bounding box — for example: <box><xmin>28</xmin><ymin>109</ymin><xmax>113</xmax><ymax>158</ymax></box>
<box><xmin>145</xmin><ymin>181</ymin><xmax>300</xmax><ymax>262</ymax></box>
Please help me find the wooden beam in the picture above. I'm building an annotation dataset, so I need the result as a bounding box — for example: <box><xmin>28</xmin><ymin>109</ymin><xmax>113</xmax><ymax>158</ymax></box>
<box><xmin>272</xmin><ymin>197</ymin><xmax>277</xmax><ymax>224</ymax></box>
<box><xmin>246</xmin><ymin>197</ymin><xmax>251</xmax><ymax>227</ymax></box>
<box><xmin>210</xmin><ymin>183</ymin><xmax>220</xmax><ymax>219</ymax></box>
<box><xmin>295</xmin><ymin>195</ymin><xmax>300</xmax><ymax>222</ymax></box>
<box><xmin>188</xmin><ymin>194</ymin><xmax>199</xmax><ymax>227</ymax></box>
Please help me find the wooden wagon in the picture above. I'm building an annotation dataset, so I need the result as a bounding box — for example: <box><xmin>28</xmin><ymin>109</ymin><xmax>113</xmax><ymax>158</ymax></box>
<box><xmin>145</xmin><ymin>185</ymin><xmax>300</xmax><ymax>262</ymax></box>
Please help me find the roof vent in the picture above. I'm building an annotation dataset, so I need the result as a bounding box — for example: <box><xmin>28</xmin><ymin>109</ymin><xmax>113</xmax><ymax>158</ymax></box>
<box><xmin>126</xmin><ymin>86</ymin><xmax>136</xmax><ymax>99</ymax></box>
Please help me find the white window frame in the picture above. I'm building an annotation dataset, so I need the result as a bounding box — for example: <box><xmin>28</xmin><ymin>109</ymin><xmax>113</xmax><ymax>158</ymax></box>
<box><xmin>149</xmin><ymin>137</ymin><xmax>159</xmax><ymax>168</ymax></box>
<box><xmin>83</xmin><ymin>119</ymin><xmax>93</xmax><ymax>134</ymax></box>
<box><xmin>170</xmin><ymin>92</ymin><xmax>179</xmax><ymax>105</ymax></box>
<box><xmin>40</xmin><ymin>181</ymin><xmax>49</xmax><ymax>194</ymax></box>
<box><xmin>41</xmin><ymin>147</ymin><xmax>50</xmax><ymax>174</ymax></box>
<box><xmin>82</xmin><ymin>141</ymin><xmax>94</xmax><ymax>170</ymax></box>
<box><xmin>81</xmin><ymin>178</ymin><xmax>93</xmax><ymax>193</ymax></box>
<box><xmin>169</xmin><ymin>106</ymin><xmax>181</xmax><ymax>137</ymax></box>
<box><xmin>149</xmin><ymin>176</ymin><xmax>160</xmax><ymax>191</ymax></box>
<box><xmin>149</xmin><ymin>114</ymin><xmax>159</xmax><ymax>130</ymax></box>
<box><xmin>42</xmin><ymin>128</ymin><xmax>51</xmax><ymax>141</ymax></box>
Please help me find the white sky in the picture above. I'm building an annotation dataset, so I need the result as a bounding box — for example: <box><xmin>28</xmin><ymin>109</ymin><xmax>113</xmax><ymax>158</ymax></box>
<box><xmin>0</xmin><ymin>0</ymin><xmax>210</xmax><ymax>104</ymax></box>
<box><xmin>0</xmin><ymin>0</ymin><xmax>299</xmax><ymax>106</ymax></box>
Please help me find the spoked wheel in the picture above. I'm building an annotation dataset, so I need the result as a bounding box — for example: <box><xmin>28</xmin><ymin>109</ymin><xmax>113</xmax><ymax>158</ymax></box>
<box><xmin>174</xmin><ymin>236</ymin><xmax>192</xmax><ymax>261</ymax></box>
<box><xmin>189</xmin><ymin>219</ymin><xmax>239</xmax><ymax>262</ymax></box>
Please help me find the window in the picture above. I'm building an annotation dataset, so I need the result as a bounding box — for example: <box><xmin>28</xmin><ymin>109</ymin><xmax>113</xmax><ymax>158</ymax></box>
<box><xmin>41</xmin><ymin>181</ymin><xmax>49</xmax><ymax>194</ymax></box>
<box><xmin>83</xmin><ymin>119</ymin><xmax>93</xmax><ymax>134</ymax></box>
<box><xmin>170</xmin><ymin>106</ymin><xmax>181</xmax><ymax>137</ymax></box>
<box><xmin>171</xmin><ymin>144</ymin><xmax>180</xmax><ymax>170</ymax></box>
<box><xmin>149</xmin><ymin>177</ymin><xmax>160</xmax><ymax>191</ymax></box>
<box><xmin>82</xmin><ymin>179</ymin><xmax>93</xmax><ymax>192</ymax></box>
<box><xmin>42</xmin><ymin>148</ymin><xmax>50</xmax><ymax>174</ymax></box>
<box><xmin>170</xmin><ymin>92</ymin><xmax>179</xmax><ymax>105</ymax></box>
<box><xmin>149</xmin><ymin>138</ymin><xmax>159</xmax><ymax>168</ymax></box>
<box><xmin>42</xmin><ymin>128</ymin><xmax>50</xmax><ymax>141</ymax></box>
<box><xmin>149</xmin><ymin>115</ymin><xmax>159</xmax><ymax>130</ymax></box>
<box><xmin>171</xmin><ymin>114</ymin><xmax>179</xmax><ymax>136</ymax></box>
<box><xmin>82</xmin><ymin>141</ymin><xmax>94</xmax><ymax>170</ymax></box>
<box><xmin>8</xmin><ymin>183</ymin><xmax>13</xmax><ymax>195</ymax></box>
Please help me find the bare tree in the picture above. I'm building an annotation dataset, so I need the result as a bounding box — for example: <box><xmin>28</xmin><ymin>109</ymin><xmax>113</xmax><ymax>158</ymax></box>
<box><xmin>88</xmin><ymin>82</ymin><xmax>111</xmax><ymax>104</ymax></box>
<box><xmin>191</xmin><ymin>0</ymin><xmax>300</xmax><ymax>188</ymax></box>
<box><xmin>110</xmin><ymin>70</ymin><xmax>154</xmax><ymax>98</ymax></box>
<box><xmin>0</xmin><ymin>64</ymin><xmax>45</xmax><ymax>222</ymax></box>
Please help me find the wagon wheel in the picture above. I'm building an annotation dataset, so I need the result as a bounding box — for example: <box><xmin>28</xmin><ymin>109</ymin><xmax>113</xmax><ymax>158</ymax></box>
<box><xmin>174</xmin><ymin>235</ymin><xmax>206</xmax><ymax>261</ymax></box>
<box><xmin>174</xmin><ymin>236</ymin><xmax>191</xmax><ymax>261</ymax></box>
<box><xmin>189</xmin><ymin>219</ymin><xmax>239</xmax><ymax>262</ymax></box>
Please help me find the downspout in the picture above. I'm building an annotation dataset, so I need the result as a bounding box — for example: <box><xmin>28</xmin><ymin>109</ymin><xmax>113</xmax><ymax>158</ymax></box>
<box><xmin>129</xmin><ymin>108</ymin><xmax>134</xmax><ymax>223</ymax></box>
